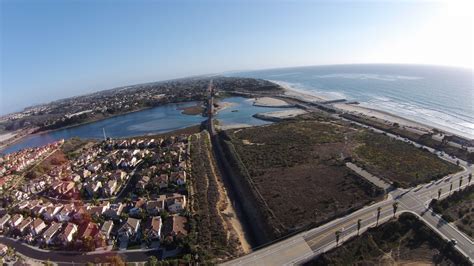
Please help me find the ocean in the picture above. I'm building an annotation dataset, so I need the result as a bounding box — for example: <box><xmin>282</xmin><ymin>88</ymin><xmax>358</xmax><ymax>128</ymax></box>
<box><xmin>229</xmin><ymin>64</ymin><xmax>474</xmax><ymax>139</ymax></box>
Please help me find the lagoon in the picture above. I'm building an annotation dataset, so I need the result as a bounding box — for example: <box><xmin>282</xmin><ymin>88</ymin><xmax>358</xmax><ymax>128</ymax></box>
<box><xmin>1</xmin><ymin>97</ymin><xmax>289</xmax><ymax>154</ymax></box>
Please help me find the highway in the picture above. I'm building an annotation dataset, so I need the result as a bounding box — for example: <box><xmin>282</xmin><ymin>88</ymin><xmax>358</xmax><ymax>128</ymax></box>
<box><xmin>223</xmin><ymin>101</ymin><xmax>474</xmax><ymax>265</ymax></box>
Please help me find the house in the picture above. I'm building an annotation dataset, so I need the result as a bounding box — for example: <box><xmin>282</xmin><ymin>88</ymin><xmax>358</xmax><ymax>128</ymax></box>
<box><xmin>170</xmin><ymin>171</ymin><xmax>187</xmax><ymax>185</ymax></box>
<box><xmin>118</xmin><ymin>218</ymin><xmax>140</xmax><ymax>241</ymax></box>
<box><xmin>16</xmin><ymin>217</ymin><xmax>32</xmax><ymax>234</ymax></box>
<box><xmin>84</xmin><ymin>181</ymin><xmax>102</xmax><ymax>197</ymax></box>
<box><xmin>0</xmin><ymin>214</ymin><xmax>11</xmax><ymax>230</ymax></box>
<box><xmin>146</xmin><ymin>199</ymin><xmax>165</xmax><ymax>215</ymax></box>
<box><xmin>28</xmin><ymin>218</ymin><xmax>47</xmax><ymax>236</ymax></box>
<box><xmin>104</xmin><ymin>180</ymin><xmax>118</xmax><ymax>196</ymax></box>
<box><xmin>103</xmin><ymin>203</ymin><xmax>124</xmax><ymax>220</ymax></box>
<box><xmin>129</xmin><ymin>198</ymin><xmax>146</xmax><ymax>217</ymax></box>
<box><xmin>166</xmin><ymin>194</ymin><xmax>187</xmax><ymax>213</ymax></box>
<box><xmin>42</xmin><ymin>222</ymin><xmax>62</xmax><ymax>245</ymax></box>
<box><xmin>154</xmin><ymin>174</ymin><xmax>169</xmax><ymax>189</ymax></box>
<box><xmin>56</xmin><ymin>204</ymin><xmax>74</xmax><ymax>222</ymax></box>
<box><xmin>43</xmin><ymin>204</ymin><xmax>64</xmax><ymax>221</ymax></box>
<box><xmin>58</xmin><ymin>223</ymin><xmax>77</xmax><ymax>244</ymax></box>
<box><xmin>9</xmin><ymin>214</ymin><xmax>23</xmax><ymax>227</ymax></box>
<box><xmin>31</xmin><ymin>204</ymin><xmax>47</xmax><ymax>216</ymax></box>
<box><xmin>147</xmin><ymin>216</ymin><xmax>162</xmax><ymax>240</ymax></box>
<box><xmin>100</xmin><ymin>220</ymin><xmax>114</xmax><ymax>240</ymax></box>
<box><xmin>0</xmin><ymin>243</ymin><xmax>7</xmax><ymax>256</ymax></box>
<box><xmin>135</xmin><ymin>176</ymin><xmax>150</xmax><ymax>190</ymax></box>
<box><xmin>77</xmin><ymin>222</ymin><xmax>105</xmax><ymax>247</ymax></box>
<box><xmin>162</xmin><ymin>215</ymin><xmax>188</xmax><ymax>240</ymax></box>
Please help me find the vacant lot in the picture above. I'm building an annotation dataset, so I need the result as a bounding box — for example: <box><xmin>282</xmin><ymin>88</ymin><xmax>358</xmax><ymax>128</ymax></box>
<box><xmin>226</xmin><ymin>120</ymin><xmax>382</xmax><ymax>236</ymax></box>
<box><xmin>308</xmin><ymin>213</ymin><xmax>470</xmax><ymax>265</ymax></box>
<box><xmin>354</xmin><ymin>132</ymin><xmax>461</xmax><ymax>187</ymax></box>
<box><xmin>431</xmin><ymin>185</ymin><xmax>473</xmax><ymax>238</ymax></box>
<box><xmin>224</xmin><ymin>118</ymin><xmax>460</xmax><ymax>236</ymax></box>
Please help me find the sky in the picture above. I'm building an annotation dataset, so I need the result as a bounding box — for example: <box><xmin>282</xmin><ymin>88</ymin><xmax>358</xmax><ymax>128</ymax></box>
<box><xmin>1</xmin><ymin>0</ymin><xmax>473</xmax><ymax>115</ymax></box>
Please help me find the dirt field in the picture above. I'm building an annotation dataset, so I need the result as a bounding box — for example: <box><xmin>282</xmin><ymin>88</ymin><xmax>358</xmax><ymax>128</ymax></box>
<box><xmin>226</xmin><ymin>120</ymin><xmax>383</xmax><ymax>236</ymax></box>
<box><xmin>307</xmin><ymin>213</ymin><xmax>470</xmax><ymax>265</ymax></box>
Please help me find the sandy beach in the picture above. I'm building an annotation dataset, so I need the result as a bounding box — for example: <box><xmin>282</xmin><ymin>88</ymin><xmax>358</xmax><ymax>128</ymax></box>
<box><xmin>271</xmin><ymin>80</ymin><xmax>327</xmax><ymax>102</ymax></box>
<box><xmin>252</xmin><ymin>97</ymin><xmax>294</xmax><ymax>107</ymax></box>
<box><xmin>333</xmin><ymin>103</ymin><xmax>432</xmax><ymax>135</ymax></box>
<box><xmin>215</xmin><ymin>101</ymin><xmax>238</xmax><ymax>112</ymax></box>
<box><xmin>254</xmin><ymin>109</ymin><xmax>307</xmax><ymax>121</ymax></box>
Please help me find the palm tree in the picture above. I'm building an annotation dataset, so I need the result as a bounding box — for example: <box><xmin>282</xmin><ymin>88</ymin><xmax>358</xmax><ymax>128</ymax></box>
<box><xmin>468</xmin><ymin>173</ymin><xmax>472</xmax><ymax>185</ymax></box>
<box><xmin>392</xmin><ymin>202</ymin><xmax>399</xmax><ymax>217</ymax></box>
<box><xmin>459</xmin><ymin>176</ymin><xmax>463</xmax><ymax>189</ymax></box>
<box><xmin>438</xmin><ymin>188</ymin><xmax>442</xmax><ymax>199</ymax></box>
<box><xmin>357</xmin><ymin>219</ymin><xmax>362</xmax><ymax>236</ymax></box>
<box><xmin>450</xmin><ymin>182</ymin><xmax>453</xmax><ymax>194</ymax></box>
<box><xmin>335</xmin><ymin>230</ymin><xmax>341</xmax><ymax>246</ymax></box>
<box><xmin>376</xmin><ymin>207</ymin><xmax>382</xmax><ymax>226</ymax></box>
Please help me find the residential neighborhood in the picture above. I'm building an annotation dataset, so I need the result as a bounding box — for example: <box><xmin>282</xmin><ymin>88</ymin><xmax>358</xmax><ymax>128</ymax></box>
<box><xmin>0</xmin><ymin>135</ymin><xmax>191</xmax><ymax>253</ymax></box>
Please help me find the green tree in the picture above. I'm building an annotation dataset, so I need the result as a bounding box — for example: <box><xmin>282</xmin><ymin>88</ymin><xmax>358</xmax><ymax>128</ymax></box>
<box><xmin>376</xmin><ymin>206</ymin><xmax>382</xmax><ymax>226</ymax></box>
<box><xmin>335</xmin><ymin>230</ymin><xmax>341</xmax><ymax>246</ymax></box>
<box><xmin>392</xmin><ymin>202</ymin><xmax>399</xmax><ymax>217</ymax></box>
<box><xmin>147</xmin><ymin>256</ymin><xmax>158</xmax><ymax>266</ymax></box>
<box><xmin>357</xmin><ymin>219</ymin><xmax>362</xmax><ymax>236</ymax></box>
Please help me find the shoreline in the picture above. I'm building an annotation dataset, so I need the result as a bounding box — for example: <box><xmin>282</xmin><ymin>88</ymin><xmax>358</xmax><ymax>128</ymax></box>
<box><xmin>273</xmin><ymin>80</ymin><xmax>472</xmax><ymax>141</ymax></box>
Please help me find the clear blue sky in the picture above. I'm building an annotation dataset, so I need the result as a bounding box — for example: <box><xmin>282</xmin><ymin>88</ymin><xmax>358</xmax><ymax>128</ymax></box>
<box><xmin>1</xmin><ymin>0</ymin><xmax>472</xmax><ymax>115</ymax></box>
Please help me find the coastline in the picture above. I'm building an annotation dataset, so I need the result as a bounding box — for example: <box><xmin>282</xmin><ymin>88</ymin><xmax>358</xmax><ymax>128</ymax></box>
<box><xmin>333</xmin><ymin>103</ymin><xmax>433</xmax><ymax>135</ymax></box>
<box><xmin>273</xmin><ymin>80</ymin><xmax>472</xmax><ymax>141</ymax></box>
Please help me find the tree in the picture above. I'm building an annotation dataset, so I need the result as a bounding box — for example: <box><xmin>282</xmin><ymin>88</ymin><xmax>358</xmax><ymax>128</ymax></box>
<box><xmin>357</xmin><ymin>219</ymin><xmax>362</xmax><ymax>235</ymax></box>
<box><xmin>392</xmin><ymin>202</ymin><xmax>399</xmax><ymax>217</ymax></box>
<box><xmin>459</xmin><ymin>176</ymin><xmax>463</xmax><ymax>189</ymax></box>
<box><xmin>376</xmin><ymin>206</ymin><xmax>382</xmax><ymax>226</ymax></box>
<box><xmin>106</xmin><ymin>255</ymin><xmax>125</xmax><ymax>266</ymax></box>
<box><xmin>450</xmin><ymin>182</ymin><xmax>453</xmax><ymax>194</ymax></box>
<box><xmin>438</xmin><ymin>188</ymin><xmax>442</xmax><ymax>199</ymax></box>
<box><xmin>469</xmin><ymin>173</ymin><xmax>472</xmax><ymax>185</ymax></box>
<box><xmin>147</xmin><ymin>256</ymin><xmax>158</xmax><ymax>266</ymax></box>
<box><xmin>456</xmin><ymin>160</ymin><xmax>460</xmax><ymax>166</ymax></box>
<box><xmin>335</xmin><ymin>230</ymin><xmax>341</xmax><ymax>246</ymax></box>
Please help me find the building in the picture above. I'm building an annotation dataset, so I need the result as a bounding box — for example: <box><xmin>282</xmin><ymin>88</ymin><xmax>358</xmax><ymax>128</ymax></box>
<box><xmin>42</xmin><ymin>222</ymin><xmax>62</xmax><ymax>245</ymax></box>
<box><xmin>100</xmin><ymin>220</ymin><xmax>114</xmax><ymax>240</ymax></box>
<box><xmin>58</xmin><ymin>223</ymin><xmax>78</xmax><ymax>244</ymax></box>
<box><xmin>29</xmin><ymin>218</ymin><xmax>47</xmax><ymax>236</ymax></box>
<box><xmin>147</xmin><ymin>216</ymin><xmax>162</xmax><ymax>240</ymax></box>
<box><xmin>118</xmin><ymin>218</ymin><xmax>140</xmax><ymax>241</ymax></box>
<box><xmin>0</xmin><ymin>214</ymin><xmax>11</xmax><ymax>230</ymax></box>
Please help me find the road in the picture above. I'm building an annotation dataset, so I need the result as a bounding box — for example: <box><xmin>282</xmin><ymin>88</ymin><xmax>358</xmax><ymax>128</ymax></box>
<box><xmin>0</xmin><ymin>236</ymin><xmax>162</xmax><ymax>265</ymax></box>
<box><xmin>224</xmin><ymin>101</ymin><xmax>474</xmax><ymax>265</ymax></box>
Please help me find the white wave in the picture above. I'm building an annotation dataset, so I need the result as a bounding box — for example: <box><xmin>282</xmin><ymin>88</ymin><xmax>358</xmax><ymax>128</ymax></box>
<box><xmin>362</xmin><ymin>98</ymin><xmax>474</xmax><ymax>139</ymax></box>
<box><xmin>313</xmin><ymin>73</ymin><xmax>423</xmax><ymax>82</ymax></box>
<box><xmin>270</xmin><ymin>80</ymin><xmax>346</xmax><ymax>100</ymax></box>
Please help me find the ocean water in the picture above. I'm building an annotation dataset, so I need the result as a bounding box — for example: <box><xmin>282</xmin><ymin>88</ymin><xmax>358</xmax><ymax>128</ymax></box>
<box><xmin>230</xmin><ymin>64</ymin><xmax>474</xmax><ymax>139</ymax></box>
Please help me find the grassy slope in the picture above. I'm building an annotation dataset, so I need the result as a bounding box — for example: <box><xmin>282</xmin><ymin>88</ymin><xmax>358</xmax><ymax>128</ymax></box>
<box><xmin>308</xmin><ymin>213</ymin><xmax>470</xmax><ymax>265</ymax></box>
<box><xmin>431</xmin><ymin>185</ymin><xmax>473</xmax><ymax>238</ymax></box>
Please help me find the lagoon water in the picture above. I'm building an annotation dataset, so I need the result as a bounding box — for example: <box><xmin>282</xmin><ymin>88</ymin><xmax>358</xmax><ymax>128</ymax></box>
<box><xmin>231</xmin><ymin>64</ymin><xmax>474</xmax><ymax>139</ymax></box>
<box><xmin>1</xmin><ymin>97</ymin><xmax>287</xmax><ymax>154</ymax></box>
